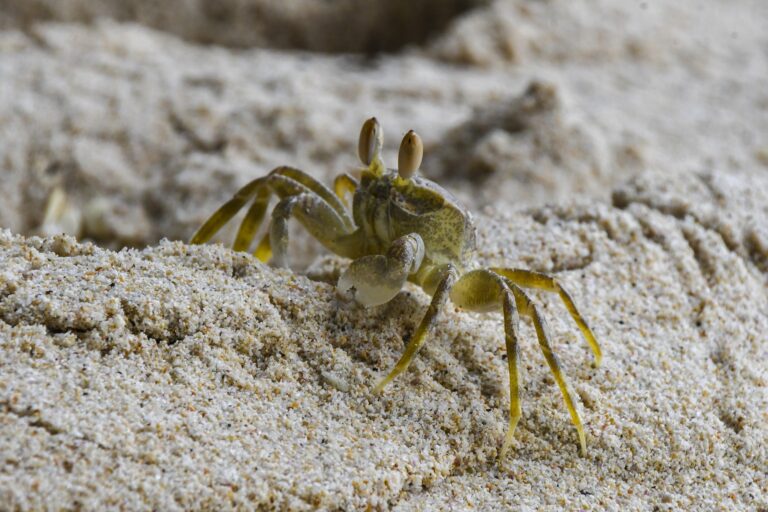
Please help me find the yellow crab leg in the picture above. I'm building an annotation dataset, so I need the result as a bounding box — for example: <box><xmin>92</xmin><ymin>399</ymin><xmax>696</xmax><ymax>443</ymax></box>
<box><xmin>450</xmin><ymin>269</ymin><xmax>588</xmax><ymax>456</ymax></box>
<box><xmin>450</xmin><ymin>270</ymin><xmax>525</xmax><ymax>458</ymax></box>
<box><xmin>373</xmin><ymin>264</ymin><xmax>458</xmax><ymax>393</ymax></box>
<box><xmin>189</xmin><ymin>171</ymin><xmax>307</xmax><ymax>247</ymax></box>
<box><xmin>500</xmin><ymin>281</ymin><xmax>522</xmax><ymax>459</ymax></box>
<box><xmin>192</xmin><ymin>167</ymin><xmax>356</xmax><ymax>253</ymax></box>
<box><xmin>333</xmin><ymin>173</ymin><xmax>358</xmax><ymax>208</ymax></box>
<box><xmin>232</xmin><ymin>187</ymin><xmax>271</xmax><ymax>252</ymax></box>
<box><xmin>253</xmin><ymin>231</ymin><xmax>272</xmax><ymax>262</ymax></box>
<box><xmin>271</xmin><ymin>167</ymin><xmax>354</xmax><ymax>229</ymax></box>
<box><xmin>190</xmin><ymin>177</ymin><xmax>268</xmax><ymax>244</ymax></box>
<box><xmin>492</xmin><ymin>268</ymin><xmax>602</xmax><ymax>367</ymax></box>
<box><xmin>269</xmin><ymin>191</ymin><xmax>355</xmax><ymax>268</ymax></box>
<box><xmin>509</xmin><ymin>281</ymin><xmax>587</xmax><ymax>455</ymax></box>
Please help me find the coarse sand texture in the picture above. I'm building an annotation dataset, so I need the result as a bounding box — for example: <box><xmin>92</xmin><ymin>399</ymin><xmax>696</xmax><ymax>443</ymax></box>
<box><xmin>1</xmin><ymin>0</ymin><xmax>768</xmax><ymax>510</ymax></box>
<box><xmin>2</xmin><ymin>170</ymin><xmax>767</xmax><ymax>509</ymax></box>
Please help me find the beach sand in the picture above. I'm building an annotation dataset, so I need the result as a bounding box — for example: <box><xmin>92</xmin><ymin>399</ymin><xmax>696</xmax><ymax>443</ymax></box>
<box><xmin>1</xmin><ymin>1</ymin><xmax>767</xmax><ymax>510</ymax></box>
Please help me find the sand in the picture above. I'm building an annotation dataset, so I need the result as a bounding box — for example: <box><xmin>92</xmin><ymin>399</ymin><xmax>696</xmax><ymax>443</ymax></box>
<box><xmin>2</xmin><ymin>170</ymin><xmax>767</xmax><ymax>509</ymax></box>
<box><xmin>1</xmin><ymin>0</ymin><xmax>767</xmax><ymax>510</ymax></box>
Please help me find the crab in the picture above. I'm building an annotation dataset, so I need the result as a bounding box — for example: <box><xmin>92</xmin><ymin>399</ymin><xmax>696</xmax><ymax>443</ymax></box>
<box><xmin>190</xmin><ymin>118</ymin><xmax>602</xmax><ymax>457</ymax></box>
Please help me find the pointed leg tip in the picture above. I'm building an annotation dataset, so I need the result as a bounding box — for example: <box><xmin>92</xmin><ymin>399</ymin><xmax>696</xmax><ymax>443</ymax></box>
<box><xmin>499</xmin><ymin>416</ymin><xmax>520</xmax><ymax>462</ymax></box>
<box><xmin>372</xmin><ymin>377</ymin><xmax>390</xmax><ymax>394</ymax></box>
<box><xmin>578</xmin><ymin>432</ymin><xmax>587</xmax><ymax>457</ymax></box>
<box><xmin>499</xmin><ymin>440</ymin><xmax>513</xmax><ymax>462</ymax></box>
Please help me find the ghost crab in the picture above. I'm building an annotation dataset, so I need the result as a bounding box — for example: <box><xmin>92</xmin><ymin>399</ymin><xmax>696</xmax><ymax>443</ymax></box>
<box><xmin>190</xmin><ymin>118</ymin><xmax>602</xmax><ymax>457</ymax></box>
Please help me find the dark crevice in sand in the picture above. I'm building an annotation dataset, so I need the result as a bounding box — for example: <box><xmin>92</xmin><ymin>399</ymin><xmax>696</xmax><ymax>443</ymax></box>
<box><xmin>694</xmin><ymin>172</ymin><xmax>727</xmax><ymax>205</ymax></box>
<box><xmin>529</xmin><ymin>202</ymin><xmax>719</xmax><ymax>342</ymax></box>
<box><xmin>1</xmin><ymin>398</ymin><xmax>190</xmax><ymax>487</ymax></box>
<box><xmin>679</xmin><ymin>225</ymin><xmax>719</xmax><ymax>289</ymax></box>
<box><xmin>2</xmin><ymin>402</ymin><xmax>65</xmax><ymax>436</ymax></box>
<box><xmin>743</xmin><ymin>228</ymin><xmax>768</xmax><ymax>275</ymax></box>
<box><xmin>528</xmin><ymin>206</ymin><xmax>621</xmax><ymax>244</ymax></box>
<box><xmin>613</xmin><ymin>197</ymin><xmax>750</xmax><ymax>289</ymax></box>
<box><xmin>612</xmin><ymin>180</ymin><xmax>765</xmax><ymax>278</ymax></box>
<box><xmin>613</xmin><ymin>189</ymin><xmax>766</xmax><ymax>456</ymax></box>
<box><xmin>1</xmin><ymin>1</ymin><xmax>487</xmax><ymax>54</ymax></box>
<box><xmin>633</xmin><ymin>212</ymin><xmax>711</xmax><ymax>295</ymax></box>
<box><xmin>548</xmin><ymin>253</ymin><xmax>596</xmax><ymax>273</ymax></box>
<box><xmin>716</xmin><ymin>404</ymin><xmax>747</xmax><ymax>434</ymax></box>
<box><xmin>21</xmin><ymin>24</ymin><xmax>55</xmax><ymax>51</ymax></box>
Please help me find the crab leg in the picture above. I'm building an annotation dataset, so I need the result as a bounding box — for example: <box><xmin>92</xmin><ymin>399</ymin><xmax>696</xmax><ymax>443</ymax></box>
<box><xmin>269</xmin><ymin>192</ymin><xmax>354</xmax><ymax>268</ymax></box>
<box><xmin>252</xmin><ymin>232</ymin><xmax>272</xmax><ymax>262</ymax></box>
<box><xmin>232</xmin><ymin>187</ymin><xmax>271</xmax><ymax>251</ymax></box>
<box><xmin>499</xmin><ymin>281</ymin><xmax>522</xmax><ymax>459</ymax></box>
<box><xmin>190</xmin><ymin>177</ymin><xmax>268</xmax><ymax>244</ymax></box>
<box><xmin>508</xmin><ymin>281</ymin><xmax>587</xmax><ymax>455</ymax></box>
<box><xmin>333</xmin><ymin>173</ymin><xmax>358</xmax><ymax>208</ymax></box>
<box><xmin>450</xmin><ymin>269</ymin><xmax>587</xmax><ymax>456</ymax></box>
<box><xmin>373</xmin><ymin>264</ymin><xmax>458</xmax><ymax>393</ymax></box>
<box><xmin>491</xmin><ymin>268</ymin><xmax>601</xmax><ymax>366</ymax></box>
<box><xmin>191</xmin><ymin>167</ymin><xmax>356</xmax><ymax>256</ymax></box>
<box><xmin>450</xmin><ymin>269</ymin><xmax>524</xmax><ymax>457</ymax></box>
<box><xmin>271</xmin><ymin>167</ymin><xmax>354</xmax><ymax>229</ymax></box>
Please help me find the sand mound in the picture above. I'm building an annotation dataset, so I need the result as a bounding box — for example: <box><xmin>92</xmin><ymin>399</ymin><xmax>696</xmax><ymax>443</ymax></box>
<box><xmin>1</xmin><ymin>170</ymin><xmax>766</xmax><ymax>509</ymax></box>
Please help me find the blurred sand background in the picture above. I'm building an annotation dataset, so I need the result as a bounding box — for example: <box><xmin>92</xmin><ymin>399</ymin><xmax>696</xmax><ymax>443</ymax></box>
<box><xmin>0</xmin><ymin>1</ymin><xmax>767</xmax><ymax>510</ymax></box>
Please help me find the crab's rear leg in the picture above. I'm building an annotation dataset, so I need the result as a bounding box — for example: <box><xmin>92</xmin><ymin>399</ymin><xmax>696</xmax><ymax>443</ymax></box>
<box><xmin>500</xmin><ymin>282</ymin><xmax>522</xmax><ymax>459</ymax></box>
<box><xmin>371</xmin><ymin>263</ymin><xmax>458</xmax><ymax>393</ymax></box>
<box><xmin>271</xmin><ymin>167</ymin><xmax>353</xmax><ymax>229</ymax></box>
<box><xmin>191</xmin><ymin>167</ymin><xmax>353</xmax><ymax>258</ymax></box>
<box><xmin>492</xmin><ymin>268</ymin><xmax>602</xmax><ymax>366</ymax></box>
<box><xmin>510</xmin><ymin>282</ymin><xmax>587</xmax><ymax>455</ymax></box>
<box><xmin>253</xmin><ymin>232</ymin><xmax>272</xmax><ymax>262</ymax></box>
<box><xmin>450</xmin><ymin>269</ymin><xmax>587</xmax><ymax>456</ymax></box>
<box><xmin>269</xmin><ymin>192</ymin><xmax>358</xmax><ymax>268</ymax></box>
<box><xmin>190</xmin><ymin>177</ymin><xmax>268</xmax><ymax>245</ymax></box>
<box><xmin>235</xmin><ymin>167</ymin><xmax>353</xmax><ymax>257</ymax></box>
<box><xmin>232</xmin><ymin>187</ymin><xmax>271</xmax><ymax>251</ymax></box>
<box><xmin>235</xmin><ymin>166</ymin><xmax>356</xmax><ymax>252</ymax></box>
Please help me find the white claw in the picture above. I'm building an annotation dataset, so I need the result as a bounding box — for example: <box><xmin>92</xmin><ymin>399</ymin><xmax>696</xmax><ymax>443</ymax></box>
<box><xmin>337</xmin><ymin>255</ymin><xmax>407</xmax><ymax>307</ymax></box>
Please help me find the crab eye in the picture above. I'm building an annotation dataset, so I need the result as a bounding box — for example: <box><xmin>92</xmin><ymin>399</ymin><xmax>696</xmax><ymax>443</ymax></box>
<box><xmin>358</xmin><ymin>117</ymin><xmax>383</xmax><ymax>166</ymax></box>
<box><xmin>398</xmin><ymin>130</ymin><xmax>423</xmax><ymax>180</ymax></box>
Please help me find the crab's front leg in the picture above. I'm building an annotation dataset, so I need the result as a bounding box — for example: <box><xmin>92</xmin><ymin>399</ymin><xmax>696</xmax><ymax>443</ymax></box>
<box><xmin>370</xmin><ymin>263</ymin><xmax>459</xmax><ymax>393</ymax></box>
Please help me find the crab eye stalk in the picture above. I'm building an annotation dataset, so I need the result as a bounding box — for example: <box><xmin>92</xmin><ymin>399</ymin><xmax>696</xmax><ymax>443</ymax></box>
<box><xmin>398</xmin><ymin>130</ymin><xmax>423</xmax><ymax>180</ymax></box>
<box><xmin>358</xmin><ymin>117</ymin><xmax>383</xmax><ymax>166</ymax></box>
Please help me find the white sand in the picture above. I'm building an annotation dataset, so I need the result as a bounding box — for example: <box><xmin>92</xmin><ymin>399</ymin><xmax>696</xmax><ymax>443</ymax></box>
<box><xmin>1</xmin><ymin>169</ymin><xmax>766</xmax><ymax>509</ymax></box>
<box><xmin>1</xmin><ymin>1</ymin><xmax>767</xmax><ymax>510</ymax></box>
